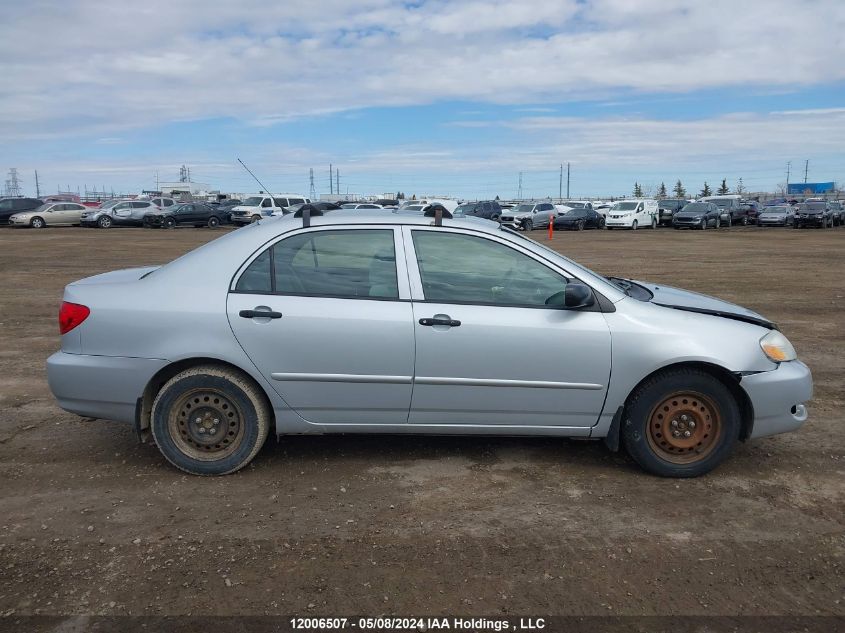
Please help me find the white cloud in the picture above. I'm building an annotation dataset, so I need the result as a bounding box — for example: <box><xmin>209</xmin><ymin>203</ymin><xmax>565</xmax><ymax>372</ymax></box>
<box><xmin>1</xmin><ymin>0</ymin><xmax>844</xmax><ymax>140</ymax></box>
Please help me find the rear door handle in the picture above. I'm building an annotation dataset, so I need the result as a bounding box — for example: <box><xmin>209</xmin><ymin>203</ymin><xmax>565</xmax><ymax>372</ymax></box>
<box><xmin>419</xmin><ymin>317</ymin><xmax>461</xmax><ymax>327</ymax></box>
<box><xmin>239</xmin><ymin>309</ymin><xmax>283</xmax><ymax>319</ymax></box>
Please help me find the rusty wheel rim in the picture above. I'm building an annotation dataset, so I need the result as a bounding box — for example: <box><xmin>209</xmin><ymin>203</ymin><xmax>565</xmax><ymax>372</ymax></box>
<box><xmin>646</xmin><ymin>391</ymin><xmax>722</xmax><ymax>464</ymax></box>
<box><xmin>168</xmin><ymin>388</ymin><xmax>245</xmax><ymax>461</ymax></box>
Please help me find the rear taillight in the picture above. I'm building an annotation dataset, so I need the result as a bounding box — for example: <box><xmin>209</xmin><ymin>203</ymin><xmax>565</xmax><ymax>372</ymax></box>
<box><xmin>59</xmin><ymin>301</ymin><xmax>90</xmax><ymax>335</ymax></box>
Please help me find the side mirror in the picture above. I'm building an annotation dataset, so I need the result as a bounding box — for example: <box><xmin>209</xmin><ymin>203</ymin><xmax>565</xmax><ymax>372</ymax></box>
<box><xmin>545</xmin><ymin>282</ymin><xmax>594</xmax><ymax>309</ymax></box>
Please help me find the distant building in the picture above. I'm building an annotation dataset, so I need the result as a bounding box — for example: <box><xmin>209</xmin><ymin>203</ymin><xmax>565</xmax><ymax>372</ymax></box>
<box><xmin>158</xmin><ymin>181</ymin><xmax>211</xmax><ymax>197</ymax></box>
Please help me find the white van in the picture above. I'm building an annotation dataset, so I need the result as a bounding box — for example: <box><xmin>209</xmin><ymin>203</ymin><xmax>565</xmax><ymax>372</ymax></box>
<box><xmin>230</xmin><ymin>193</ymin><xmax>311</xmax><ymax>225</ymax></box>
<box><xmin>605</xmin><ymin>199</ymin><xmax>659</xmax><ymax>230</ymax></box>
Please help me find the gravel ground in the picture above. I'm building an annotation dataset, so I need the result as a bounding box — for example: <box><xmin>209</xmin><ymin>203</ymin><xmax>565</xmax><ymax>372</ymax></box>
<box><xmin>0</xmin><ymin>224</ymin><xmax>842</xmax><ymax>625</ymax></box>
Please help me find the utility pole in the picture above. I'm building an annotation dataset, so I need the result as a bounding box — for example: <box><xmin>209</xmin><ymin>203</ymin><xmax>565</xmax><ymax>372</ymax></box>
<box><xmin>156</xmin><ymin>171</ymin><xmax>160</xmax><ymax>192</ymax></box>
<box><xmin>517</xmin><ymin>172</ymin><xmax>523</xmax><ymax>200</ymax></box>
<box><xmin>566</xmin><ymin>162</ymin><xmax>570</xmax><ymax>199</ymax></box>
<box><xmin>786</xmin><ymin>161</ymin><xmax>791</xmax><ymax>189</ymax></box>
<box><xmin>309</xmin><ymin>168</ymin><xmax>316</xmax><ymax>200</ymax></box>
<box><xmin>559</xmin><ymin>164</ymin><xmax>563</xmax><ymax>200</ymax></box>
<box><xmin>34</xmin><ymin>170</ymin><xmax>40</xmax><ymax>198</ymax></box>
<box><xmin>336</xmin><ymin>169</ymin><xmax>339</xmax><ymax>196</ymax></box>
<box><xmin>804</xmin><ymin>159</ymin><xmax>809</xmax><ymax>184</ymax></box>
<box><xmin>329</xmin><ymin>164</ymin><xmax>333</xmax><ymax>195</ymax></box>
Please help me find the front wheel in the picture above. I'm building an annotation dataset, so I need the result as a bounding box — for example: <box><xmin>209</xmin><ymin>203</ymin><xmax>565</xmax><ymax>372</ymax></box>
<box><xmin>631</xmin><ymin>220</ymin><xmax>638</xmax><ymax>230</ymax></box>
<box><xmin>621</xmin><ymin>368</ymin><xmax>741</xmax><ymax>477</ymax></box>
<box><xmin>164</xmin><ymin>216</ymin><xmax>176</xmax><ymax>228</ymax></box>
<box><xmin>651</xmin><ymin>217</ymin><xmax>657</xmax><ymax>229</ymax></box>
<box><xmin>700</xmin><ymin>218</ymin><xmax>707</xmax><ymax>230</ymax></box>
<box><xmin>598</xmin><ymin>218</ymin><xmax>605</xmax><ymax>229</ymax></box>
<box><xmin>30</xmin><ymin>217</ymin><xmax>45</xmax><ymax>229</ymax></box>
<box><xmin>97</xmin><ymin>215</ymin><xmax>112</xmax><ymax>229</ymax></box>
<box><xmin>151</xmin><ymin>365</ymin><xmax>272</xmax><ymax>475</ymax></box>
<box><xmin>208</xmin><ymin>216</ymin><xmax>220</xmax><ymax>228</ymax></box>
<box><xmin>577</xmin><ymin>220</ymin><xmax>584</xmax><ymax>231</ymax></box>
<box><xmin>522</xmin><ymin>219</ymin><xmax>533</xmax><ymax>231</ymax></box>
<box><xmin>741</xmin><ymin>216</ymin><xmax>748</xmax><ymax>226</ymax></box>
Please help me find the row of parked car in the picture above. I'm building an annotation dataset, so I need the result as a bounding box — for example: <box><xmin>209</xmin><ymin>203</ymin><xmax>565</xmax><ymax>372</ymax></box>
<box><xmin>2</xmin><ymin>192</ymin><xmax>843</xmax><ymax>232</ymax></box>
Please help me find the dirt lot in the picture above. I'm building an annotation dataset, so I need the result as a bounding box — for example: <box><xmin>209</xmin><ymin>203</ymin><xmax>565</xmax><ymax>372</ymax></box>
<box><xmin>0</xmin><ymin>224</ymin><xmax>842</xmax><ymax>624</ymax></box>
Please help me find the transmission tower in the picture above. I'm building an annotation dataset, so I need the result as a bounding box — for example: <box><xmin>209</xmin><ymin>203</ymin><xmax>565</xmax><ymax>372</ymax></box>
<box><xmin>5</xmin><ymin>168</ymin><xmax>21</xmax><ymax>197</ymax></box>
<box><xmin>309</xmin><ymin>168</ymin><xmax>316</xmax><ymax>200</ymax></box>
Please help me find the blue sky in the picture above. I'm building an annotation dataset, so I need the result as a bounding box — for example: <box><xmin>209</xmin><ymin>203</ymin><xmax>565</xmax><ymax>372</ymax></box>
<box><xmin>1</xmin><ymin>0</ymin><xmax>844</xmax><ymax>199</ymax></box>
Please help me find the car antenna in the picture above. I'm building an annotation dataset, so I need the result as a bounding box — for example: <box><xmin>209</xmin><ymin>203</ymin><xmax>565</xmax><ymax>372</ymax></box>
<box><xmin>237</xmin><ymin>158</ymin><xmax>276</xmax><ymax>221</ymax></box>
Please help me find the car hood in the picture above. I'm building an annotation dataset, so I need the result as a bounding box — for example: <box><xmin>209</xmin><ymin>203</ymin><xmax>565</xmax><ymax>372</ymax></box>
<box><xmin>71</xmin><ymin>266</ymin><xmax>160</xmax><ymax>286</ymax></box>
<box><xmin>674</xmin><ymin>211</ymin><xmax>705</xmax><ymax>218</ymax></box>
<box><xmin>506</xmin><ymin>210</ymin><xmax>533</xmax><ymax>218</ymax></box>
<box><xmin>631</xmin><ymin>280</ymin><xmax>776</xmax><ymax>329</ymax></box>
<box><xmin>759</xmin><ymin>213</ymin><xmax>787</xmax><ymax>219</ymax></box>
<box><xmin>557</xmin><ymin>214</ymin><xmax>583</xmax><ymax>221</ymax></box>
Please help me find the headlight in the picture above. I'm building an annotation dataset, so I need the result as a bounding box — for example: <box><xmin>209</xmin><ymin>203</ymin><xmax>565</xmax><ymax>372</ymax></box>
<box><xmin>760</xmin><ymin>330</ymin><xmax>797</xmax><ymax>363</ymax></box>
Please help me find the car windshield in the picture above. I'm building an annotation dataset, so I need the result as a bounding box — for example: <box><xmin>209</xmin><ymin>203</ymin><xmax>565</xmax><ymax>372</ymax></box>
<box><xmin>515</xmin><ymin>204</ymin><xmax>535</xmax><ymax>213</ymax></box>
<box><xmin>242</xmin><ymin>197</ymin><xmax>263</xmax><ymax>206</ymax></box>
<box><xmin>614</xmin><ymin>202</ymin><xmax>638</xmax><ymax>211</ymax></box>
<box><xmin>33</xmin><ymin>203</ymin><xmax>52</xmax><ymax>212</ymax></box>
<box><xmin>341</xmin><ymin>203</ymin><xmax>357</xmax><ymax>209</ymax></box>
<box><xmin>100</xmin><ymin>200</ymin><xmax>122</xmax><ymax>209</ymax></box>
<box><xmin>765</xmin><ymin>207</ymin><xmax>788</xmax><ymax>214</ymax></box>
<box><xmin>566</xmin><ymin>202</ymin><xmax>586</xmax><ymax>209</ymax></box>
<box><xmin>681</xmin><ymin>203</ymin><xmax>708</xmax><ymax>212</ymax></box>
<box><xmin>798</xmin><ymin>203</ymin><xmax>825</xmax><ymax>211</ymax></box>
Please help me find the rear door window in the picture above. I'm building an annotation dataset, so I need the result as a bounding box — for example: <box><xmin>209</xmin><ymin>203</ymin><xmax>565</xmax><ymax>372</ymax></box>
<box><xmin>235</xmin><ymin>229</ymin><xmax>399</xmax><ymax>300</ymax></box>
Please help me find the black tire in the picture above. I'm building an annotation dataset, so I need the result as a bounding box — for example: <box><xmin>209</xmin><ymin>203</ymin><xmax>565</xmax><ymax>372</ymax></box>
<box><xmin>700</xmin><ymin>218</ymin><xmax>706</xmax><ymax>230</ymax></box>
<box><xmin>97</xmin><ymin>215</ymin><xmax>112</xmax><ymax>229</ymax></box>
<box><xmin>207</xmin><ymin>216</ymin><xmax>220</xmax><ymax>228</ymax></box>
<box><xmin>651</xmin><ymin>217</ymin><xmax>657</xmax><ymax>229</ymax></box>
<box><xmin>598</xmin><ymin>218</ymin><xmax>605</xmax><ymax>229</ymax></box>
<box><xmin>523</xmin><ymin>219</ymin><xmax>533</xmax><ymax>232</ymax></box>
<box><xmin>30</xmin><ymin>217</ymin><xmax>45</xmax><ymax>229</ymax></box>
<box><xmin>577</xmin><ymin>220</ymin><xmax>584</xmax><ymax>231</ymax></box>
<box><xmin>631</xmin><ymin>220</ymin><xmax>638</xmax><ymax>230</ymax></box>
<box><xmin>164</xmin><ymin>216</ymin><xmax>176</xmax><ymax>229</ymax></box>
<box><xmin>621</xmin><ymin>368</ymin><xmax>741</xmax><ymax>477</ymax></box>
<box><xmin>151</xmin><ymin>365</ymin><xmax>272</xmax><ymax>475</ymax></box>
<box><xmin>741</xmin><ymin>216</ymin><xmax>748</xmax><ymax>226</ymax></box>
<box><xmin>250</xmin><ymin>214</ymin><xmax>261</xmax><ymax>223</ymax></box>
<box><xmin>491</xmin><ymin>213</ymin><xmax>501</xmax><ymax>222</ymax></box>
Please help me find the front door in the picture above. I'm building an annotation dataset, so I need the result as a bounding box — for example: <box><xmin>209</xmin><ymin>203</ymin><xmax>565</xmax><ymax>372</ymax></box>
<box><xmin>227</xmin><ymin>226</ymin><xmax>415</xmax><ymax>425</ymax></box>
<box><xmin>404</xmin><ymin>227</ymin><xmax>611</xmax><ymax>429</ymax></box>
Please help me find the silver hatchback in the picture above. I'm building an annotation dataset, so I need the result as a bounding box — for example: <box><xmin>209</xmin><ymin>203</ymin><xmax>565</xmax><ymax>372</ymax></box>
<box><xmin>47</xmin><ymin>211</ymin><xmax>812</xmax><ymax>477</ymax></box>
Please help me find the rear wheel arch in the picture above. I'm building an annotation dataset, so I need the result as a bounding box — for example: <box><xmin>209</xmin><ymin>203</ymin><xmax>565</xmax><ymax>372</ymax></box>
<box><xmin>138</xmin><ymin>358</ymin><xmax>275</xmax><ymax>442</ymax></box>
<box><xmin>621</xmin><ymin>361</ymin><xmax>754</xmax><ymax>441</ymax></box>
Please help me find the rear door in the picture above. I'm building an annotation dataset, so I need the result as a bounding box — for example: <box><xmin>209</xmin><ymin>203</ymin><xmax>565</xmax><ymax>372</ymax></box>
<box><xmin>403</xmin><ymin>226</ymin><xmax>611</xmax><ymax>429</ymax></box>
<box><xmin>227</xmin><ymin>226</ymin><xmax>415</xmax><ymax>425</ymax></box>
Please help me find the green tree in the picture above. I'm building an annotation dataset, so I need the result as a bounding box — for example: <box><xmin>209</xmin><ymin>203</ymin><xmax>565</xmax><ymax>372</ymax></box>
<box><xmin>658</xmin><ymin>182</ymin><xmax>667</xmax><ymax>198</ymax></box>
<box><xmin>633</xmin><ymin>182</ymin><xmax>643</xmax><ymax>197</ymax></box>
<box><xmin>717</xmin><ymin>178</ymin><xmax>729</xmax><ymax>195</ymax></box>
<box><xmin>700</xmin><ymin>182</ymin><xmax>712</xmax><ymax>197</ymax></box>
<box><xmin>735</xmin><ymin>178</ymin><xmax>745</xmax><ymax>195</ymax></box>
<box><xmin>673</xmin><ymin>179</ymin><xmax>686</xmax><ymax>198</ymax></box>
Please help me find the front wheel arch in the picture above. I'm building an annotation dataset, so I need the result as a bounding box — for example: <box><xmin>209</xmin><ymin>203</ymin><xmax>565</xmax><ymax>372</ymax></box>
<box><xmin>620</xmin><ymin>361</ymin><xmax>754</xmax><ymax>441</ymax></box>
<box><xmin>138</xmin><ymin>358</ymin><xmax>275</xmax><ymax>442</ymax></box>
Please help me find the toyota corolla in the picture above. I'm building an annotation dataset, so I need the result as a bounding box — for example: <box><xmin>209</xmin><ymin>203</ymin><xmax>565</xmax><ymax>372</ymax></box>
<box><xmin>47</xmin><ymin>210</ymin><xmax>812</xmax><ymax>477</ymax></box>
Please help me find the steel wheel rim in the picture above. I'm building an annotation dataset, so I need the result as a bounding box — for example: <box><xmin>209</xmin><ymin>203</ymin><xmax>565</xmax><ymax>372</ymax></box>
<box><xmin>168</xmin><ymin>388</ymin><xmax>245</xmax><ymax>461</ymax></box>
<box><xmin>646</xmin><ymin>390</ymin><xmax>722</xmax><ymax>464</ymax></box>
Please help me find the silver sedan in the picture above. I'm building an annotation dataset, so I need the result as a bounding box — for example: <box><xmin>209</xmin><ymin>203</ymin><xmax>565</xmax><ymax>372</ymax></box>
<box><xmin>47</xmin><ymin>211</ymin><xmax>812</xmax><ymax>477</ymax></box>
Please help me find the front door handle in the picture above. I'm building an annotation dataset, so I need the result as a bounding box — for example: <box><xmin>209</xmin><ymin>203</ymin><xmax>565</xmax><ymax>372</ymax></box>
<box><xmin>239</xmin><ymin>309</ymin><xmax>283</xmax><ymax>319</ymax></box>
<box><xmin>419</xmin><ymin>317</ymin><xmax>461</xmax><ymax>327</ymax></box>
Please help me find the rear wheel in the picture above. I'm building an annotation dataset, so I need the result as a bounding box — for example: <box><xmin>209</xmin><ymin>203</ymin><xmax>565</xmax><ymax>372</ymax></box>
<box><xmin>621</xmin><ymin>368</ymin><xmax>741</xmax><ymax>477</ymax></box>
<box><xmin>741</xmin><ymin>216</ymin><xmax>748</xmax><ymax>226</ymax></box>
<box><xmin>30</xmin><ymin>217</ymin><xmax>45</xmax><ymax>229</ymax></box>
<box><xmin>651</xmin><ymin>216</ymin><xmax>657</xmax><ymax>229</ymax></box>
<box><xmin>151</xmin><ymin>365</ymin><xmax>271</xmax><ymax>475</ymax></box>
